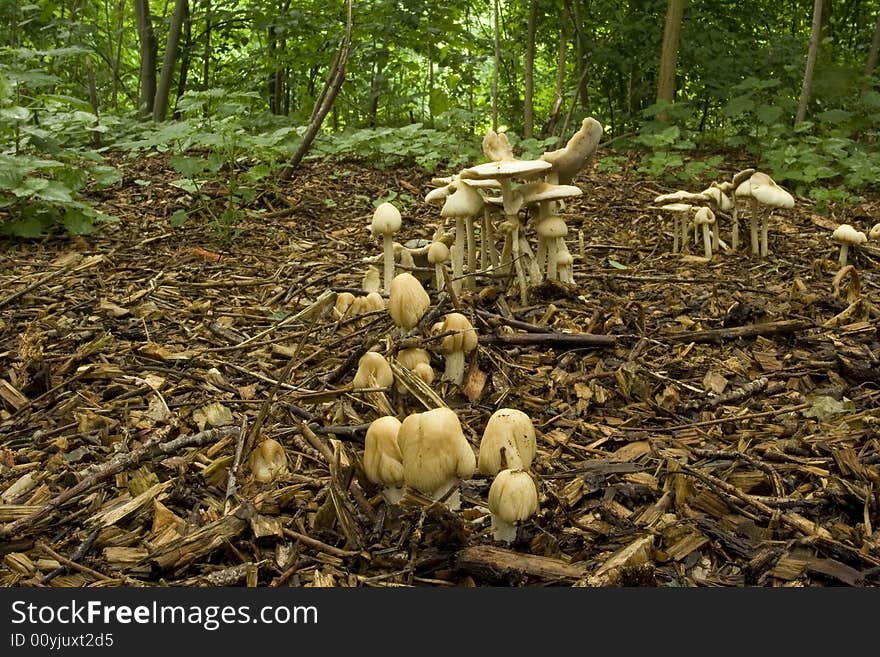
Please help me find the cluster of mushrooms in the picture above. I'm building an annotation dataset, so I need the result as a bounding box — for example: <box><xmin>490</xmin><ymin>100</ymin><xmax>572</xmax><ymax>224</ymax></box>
<box><xmin>367</xmin><ymin>117</ymin><xmax>603</xmax><ymax>306</ymax></box>
<box><xmin>363</xmin><ymin>406</ymin><xmax>540</xmax><ymax>543</ymax></box>
<box><xmin>653</xmin><ymin>168</ymin><xmax>796</xmax><ymax>260</ymax></box>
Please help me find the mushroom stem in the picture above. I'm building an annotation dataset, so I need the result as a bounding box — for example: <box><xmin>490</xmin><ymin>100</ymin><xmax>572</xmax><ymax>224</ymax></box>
<box><xmin>482</xmin><ymin>208</ymin><xmax>500</xmax><ymax>270</ymax></box>
<box><xmin>760</xmin><ymin>211</ymin><xmax>770</xmax><ymax>257</ymax></box>
<box><xmin>443</xmin><ymin>350</ymin><xmax>466</xmax><ymax>385</ymax></box>
<box><xmin>546</xmin><ymin>238</ymin><xmax>560</xmax><ymax>281</ymax></box>
<box><xmin>382</xmin><ymin>486</ymin><xmax>404</xmax><ymax>506</ymax></box>
<box><xmin>839</xmin><ymin>243</ymin><xmax>850</xmax><ymax>267</ymax></box>
<box><xmin>452</xmin><ymin>217</ymin><xmax>466</xmax><ymax>294</ymax></box>
<box><xmin>681</xmin><ymin>215</ymin><xmax>690</xmax><ymax>253</ymax></box>
<box><xmin>510</xmin><ymin>221</ymin><xmax>530</xmax><ymax>305</ymax></box>
<box><xmin>434</xmin><ymin>263</ymin><xmax>445</xmax><ymax>292</ymax></box>
<box><xmin>465</xmin><ymin>216</ymin><xmax>477</xmax><ymax>288</ymax></box>
<box><xmin>491</xmin><ymin>516</ymin><xmax>518</xmax><ymax>543</ymax></box>
<box><xmin>731</xmin><ymin>198</ymin><xmax>740</xmax><ymax>251</ymax></box>
<box><xmin>672</xmin><ymin>214</ymin><xmax>679</xmax><ymax>254</ymax></box>
<box><xmin>749</xmin><ymin>198</ymin><xmax>760</xmax><ymax>256</ymax></box>
<box><xmin>702</xmin><ymin>224</ymin><xmax>713</xmax><ymax>258</ymax></box>
<box><xmin>382</xmin><ymin>234</ymin><xmax>395</xmax><ymax>295</ymax></box>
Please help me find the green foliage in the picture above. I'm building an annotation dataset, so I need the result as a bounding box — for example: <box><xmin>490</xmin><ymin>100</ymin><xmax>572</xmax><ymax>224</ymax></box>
<box><xmin>0</xmin><ymin>49</ymin><xmax>118</xmax><ymax>237</ymax></box>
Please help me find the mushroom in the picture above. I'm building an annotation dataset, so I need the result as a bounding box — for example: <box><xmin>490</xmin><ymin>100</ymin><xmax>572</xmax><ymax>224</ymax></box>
<box><xmin>556</xmin><ymin>242</ymin><xmax>575</xmax><ymax>284</ymax></box>
<box><xmin>535</xmin><ymin>216</ymin><xmax>569</xmax><ymax>281</ymax></box>
<box><xmin>540</xmin><ymin>117</ymin><xmax>603</xmax><ymax>186</ymax></box>
<box><xmin>352</xmin><ymin>351</ymin><xmax>394</xmax><ymax>390</ymax></box>
<box><xmin>427</xmin><ymin>240</ymin><xmax>450</xmax><ymax>292</ymax></box>
<box><xmin>659</xmin><ymin>203</ymin><xmax>693</xmax><ymax>254</ymax></box>
<box><xmin>726</xmin><ymin>167</ymin><xmax>756</xmax><ymax>251</ymax></box>
<box><xmin>362</xmin><ymin>291</ymin><xmax>386</xmax><ymax>313</ymax></box>
<box><xmin>700</xmin><ymin>184</ymin><xmax>733</xmax><ymax>251</ymax></box>
<box><xmin>248</xmin><ymin>437</ymin><xmax>288</xmax><ymax>484</ymax></box>
<box><xmin>461</xmin><ymin>147</ymin><xmax>552</xmax><ymax>305</ymax></box>
<box><xmin>487</xmin><ymin>468</ymin><xmax>539</xmax><ymax>543</ymax></box>
<box><xmin>654</xmin><ymin>190</ymin><xmax>710</xmax><ymax>253</ymax></box>
<box><xmin>869</xmin><ymin>223</ymin><xmax>880</xmax><ymax>241</ymax></box>
<box><xmin>397</xmin><ymin>407</ymin><xmax>476</xmax><ymax>510</ymax></box>
<box><xmin>363</xmin><ymin>415</ymin><xmax>405</xmax><ymax>505</ymax></box>
<box><xmin>747</xmin><ymin>172</ymin><xmax>795</xmax><ymax>257</ymax></box>
<box><xmin>440</xmin><ymin>181</ymin><xmax>484</xmax><ymax>293</ymax></box>
<box><xmin>395</xmin><ymin>347</ymin><xmax>434</xmax><ymax>393</ymax></box>
<box><xmin>478</xmin><ymin>408</ymin><xmax>537</xmax><ymax>476</ymax></box>
<box><xmin>432</xmin><ymin>312</ymin><xmax>478</xmax><ymax>385</ymax></box>
<box><xmin>387</xmin><ymin>272</ymin><xmax>430</xmax><ymax>332</ymax></box>
<box><xmin>831</xmin><ymin>224</ymin><xmax>867</xmax><ymax>266</ymax></box>
<box><xmin>362</xmin><ymin>266</ymin><xmax>381</xmax><ymax>294</ymax></box>
<box><xmin>693</xmin><ymin>207</ymin><xmax>716</xmax><ymax>259</ymax></box>
<box><xmin>516</xmin><ymin>181</ymin><xmax>583</xmax><ymax>281</ymax></box>
<box><xmin>370</xmin><ymin>201</ymin><xmax>402</xmax><ymax>295</ymax></box>
<box><xmin>333</xmin><ymin>292</ymin><xmax>357</xmax><ymax>320</ymax></box>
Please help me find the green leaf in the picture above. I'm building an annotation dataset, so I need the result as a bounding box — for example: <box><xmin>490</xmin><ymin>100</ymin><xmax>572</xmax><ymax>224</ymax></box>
<box><xmin>608</xmin><ymin>259</ymin><xmax>629</xmax><ymax>270</ymax></box>
<box><xmin>90</xmin><ymin>165</ymin><xmax>123</xmax><ymax>188</ymax></box>
<box><xmin>169</xmin><ymin>209</ymin><xmax>189</xmax><ymax>227</ymax></box>
<box><xmin>62</xmin><ymin>210</ymin><xmax>96</xmax><ymax>235</ymax></box>
<box><xmin>34</xmin><ymin>180</ymin><xmax>74</xmax><ymax>203</ymax></box>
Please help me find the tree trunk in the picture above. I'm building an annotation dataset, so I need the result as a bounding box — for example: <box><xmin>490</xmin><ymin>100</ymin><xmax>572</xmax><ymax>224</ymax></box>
<box><xmin>153</xmin><ymin>0</ymin><xmax>188</xmax><ymax>121</ymax></box>
<box><xmin>795</xmin><ymin>0</ymin><xmax>824</xmax><ymax>125</ymax></box>
<box><xmin>523</xmin><ymin>0</ymin><xmax>537</xmax><ymax>139</ymax></box>
<box><xmin>174</xmin><ymin>0</ymin><xmax>192</xmax><ymax>115</ymax></box>
<box><xmin>541</xmin><ymin>9</ymin><xmax>568</xmax><ymax>138</ymax></box>
<box><xmin>655</xmin><ymin>0</ymin><xmax>685</xmax><ymax>122</ymax></box>
<box><xmin>134</xmin><ymin>0</ymin><xmax>157</xmax><ymax>118</ymax></box>
<box><xmin>112</xmin><ymin>0</ymin><xmax>126</xmax><ymax>110</ymax></box>
<box><xmin>865</xmin><ymin>9</ymin><xmax>880</xmax><ymax>80</ymax></box>
<box><xmin>202</xmin><ymin>0</ymin><xmax>212</xmax><ymax>89</ymax></box>
<box><xmin>568</xmin><ymin>0</ymin><xmax>589</xmax><ymax>111</ymax></box>
<box><xmin>492</xmin><ymin>0</ymin><xmax>500</xmax><ymax>131</ymax></box>
<box><xmin>278</xmin><ymin>0</ymin><xmax>352</xmax><ymax>180</ymax></box>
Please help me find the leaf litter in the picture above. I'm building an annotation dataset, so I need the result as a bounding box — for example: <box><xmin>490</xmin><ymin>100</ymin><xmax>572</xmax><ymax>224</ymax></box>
<box><xmin>1</xmin><ymin>154</ymin><xmax>879</xmax><ymax>588</ymax></box>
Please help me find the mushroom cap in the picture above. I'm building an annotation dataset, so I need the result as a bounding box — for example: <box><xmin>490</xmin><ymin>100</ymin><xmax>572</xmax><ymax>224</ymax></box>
<box><xmin>732</xmin><ymin>167</ymin><xmax>757</xmax><ymax>187</ymax></box>
<box><xmin>735</xmin><ymin>178</ymin><xmax>753</xmax><ymax>198</ymax></box>
<box><xmin>352</xmin><ymin>351</ymin><xmax>394</xmax><ymax>390</ymax></box>
<box><xmin>440</xmin><ymin>180</ymin><xmax>485</xmax><ymax>218</ymax></box>
<box><xmin>334</xmin><ymin>292</ymin><xmax>356</xmax><ymax>318</ymax></box>
<box><xmin>869</xmin><ymin>223</ymin><xmax>880</xmax><ymax>241</ymax></box>
<box><xmin>397</xmin><ymin>407</ymin><xmax>476</xmax><ymax>495</ymax></box>
<box><xmin>694</xmin><ymin>207</ymin><xmax>716</xmax><ymax>225</ymax></box>
<box><xmin>363</xmin><ymin>415</ymin><xmax>404</xmax><ymax>488</ymax></box>
<box><xmin>425</xmin><ymin>185</ymin><xmax>452</xmax><ymax>206</ymax></box>
<box><xmin>461</xmin><ymin>158</ymin><xmax>552</xmax><ymax>181</ymax></box>
<box><xmin>660</xmin><ymin>203</ymin><xmax>693</xmax><ymax>213</ymax></box>
<box><xmin>427</xmin><ymin>241</ymin><xmax>450</xmax><ymax>264</ymax></box>
<box><xmin>362</xmin><ymin>291</ymin><xmax>386</xmax><ymax>313</ymax></box>
<box><xmin>488</xmin><ymin>469</ymin><xmax>539</xmax><ymax>524</ymax></box>
<box><xmin>515</xmin><ymin>181</ymin><xmax>583</xmax><ymax>206</ymax></box>
<box><xmin>362</xmin><ymin>266</ymin><xmax>381</xmax><ymax>294</ymax></box>
<box><xmin>749</xmin><ymin>172</ymin><xmax>794</xmax><ymax>209</ymax></box>
<box><xmin>248</xmin><ymin>438</ymin><xmax>288</xmax><ymax>484</ymax></box>
<box><xmin>388</xmin><ymin>272</ymin><xmax>430</xmax><ymax>330</ymax></box>
<box><xmin>482</xmin><ymin>129</ymin><xmax>515</xmax><ymax>162</ymax></box>
<box><xmin>654</xmin><ymin>189</ymin><xmax>709</xmax><ymax>205</ymax></box>
<box><xmin>557</xmin><ymin>250</ymin><xmax>574</xmax><ymax>267</ymax></box>
<box><xmin>832</xmin><ymin>223</ymin><xmax>867</xmax><ymax>246</ymax></box>
<box><xmin>370</xmin><ymin>202</ymin><xmax>402</xmax><ymax>236</ymax></box>
<box><xmin>478</xmin><ymin>408</ymin><xmax>537</xmax><ymax>475</ymax></box>
<box><xmin>701</xmin><ymin>185</ymin><xmax>734</xmax><ymax>212</ymax></box>
<box><xmin>434</xmin><ymin>312</ymin><xmax>478</xmax><ymax>355</ymax></box>
<box><xmin>397</xmin><ymin>347</ymin><xmax>431</xmax><ymax>372</ymax></box>
<box><xmin>540</xmin><ymin>117</ymin><xmax>603</xmax><ymax>184</ymax></box>
<box><xmin>536</xmin><ymin>216</ymin><xmax>569</xmax><ymax>238</ymax></box>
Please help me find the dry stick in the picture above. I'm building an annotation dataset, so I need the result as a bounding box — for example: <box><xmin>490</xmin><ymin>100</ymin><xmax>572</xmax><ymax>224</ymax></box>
<box><xmin>663</xmin><ymin>319</ymin><xmax>814</xmax><ymax>344</ymax></box>
<box><xmin>40</xmin><ymin>527</ymin><xmax>101</xmax><ymax>585</ymax></box>
<box><xmin>224</xmin><ymin>414</ymin><xmax>249</xmax><ymax>514</ymax></box>
<box><xmin>37</xmin><ymin>540</ymin><xmax>114</xmax><ymax>583</ymax></box>
<box><xmin>477</xmin><ymin>332</ymin><xmax>616</xmax><ymax>349</ymax></box>
<box><xmin>474</xmin><ymin>308</ymin><xmax>554</xmax><ymax>333</ymax></box>
<box><xmin>621</xmin><ymin>402</ymin><xmax>811</xmax><ymax>433</ymax></box>
<box><xmin>0</xmin><ymin>426</ymin><xmax>240</xmax><ymax>540</ymax></box>
<box><xmin>281</xmin><ymin>528</ymin><xmax>359</xmax><ymax>558</ymax></box>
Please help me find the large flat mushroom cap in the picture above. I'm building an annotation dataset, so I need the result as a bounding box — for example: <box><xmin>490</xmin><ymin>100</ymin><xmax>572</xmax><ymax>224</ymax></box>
<box><xmin>516</xmin><ymin>181</ymin><xmax>583</xmax><ymax>205</ymax></box>
<box><xmin>832</xmin><ymin>223</ymin><xmax>867</xmax><ymax>245</ymax></box>
<box><xmin>461</xmin><ymin>158</ymin><xmax>552</xmax><ymax>180</ymax></box>
<box><xmin>654</xmin><ymin>189</ymin><xmax>709</xmax><ymax>205</ymax></box>
<box><xmin>749</xmin><ymin>173</ymin><xmax>794</xmax><ymax>209</ymax></box>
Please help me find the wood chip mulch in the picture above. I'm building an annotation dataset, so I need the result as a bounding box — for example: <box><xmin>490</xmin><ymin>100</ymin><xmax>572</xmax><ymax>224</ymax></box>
<box><xmin>1</xmin><ymin>151</ymin><xmax>879</xmax><ymax>588</ymax></box>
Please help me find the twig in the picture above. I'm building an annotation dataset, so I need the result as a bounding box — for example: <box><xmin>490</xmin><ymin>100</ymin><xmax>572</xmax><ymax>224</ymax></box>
<box><xmin>39</xmin><ymin>527</ymin><xmax>101</xmax><ymax>585</ymax></box>
<box><xmin>37</xmin><ymin>539</ymin><xmax>114</xmax><ymax>583</ymax></box>
<box><xmin>0</xmin><ymin>426</ymin><xmax>240</xmax><ymax>539</ymax></box>
<box><xmin>282</xmin><ymin>528</ymin><xmax>359</xmax><ymax>558</ymax></box>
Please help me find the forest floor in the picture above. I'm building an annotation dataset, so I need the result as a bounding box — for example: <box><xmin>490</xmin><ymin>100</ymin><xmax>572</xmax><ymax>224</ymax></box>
<box><xmin>1</xmin><ymin>152</ymin><xmax>879</xmax><ymax>587</ymax></box>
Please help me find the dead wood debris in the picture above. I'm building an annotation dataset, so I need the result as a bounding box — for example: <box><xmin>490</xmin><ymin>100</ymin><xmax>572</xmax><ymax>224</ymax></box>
<box><xmin>1</xmin><ymin>156</ymin><xmax>879</xmax><ymax>588</ymax></box>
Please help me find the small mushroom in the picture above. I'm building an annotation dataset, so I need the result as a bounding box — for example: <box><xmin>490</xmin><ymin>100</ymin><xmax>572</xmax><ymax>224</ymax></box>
<box><xmin>362</xmin><ymin>266</ymin><xmax>381</xmax><ymax>294</ymax></box>
<box><xmin>352</xmin><ymin>351</ymin><xmax>394</xmax><ymax>390</ymax></box>
<box><xmin>387</xmin><ymin>272</ymin><xmax>430</xmax><ymax>331</ymax></box>
<box><xmin>487</xmin><ymin>468</ymin><xmax>539</xmax><ymax>543</ymax></box>
<box><xmin>440</xmin><ymin>180</ymin><xmax>485</xmax><ymax>293</ymax></box>
<box><xmin>432</xmin><ymin>312</ymin><xmax>478</xmax><ymax>385</ymax></box>
<box><xmin>397</xmin><ymin>407</ymin><xmax>476</xmax><ymax>510</ymax></box>
<box><xmin>248</xmin><ymin>437</ymin><xmax>289</xmax><ymax>484</ymax></box>
<box><xmin>333</xmin><ymin>292</ymin><xmax>356</xmax><ymax>320</ymax></box>
<box><xmin>869</xmin><ymin>223</ymin><xmax>880</xmax><ymax>241</ymax></box>
<box><xmin>748</xmin><ymin>172</ymin><xmax>795</xmax><ymax>257</ymax></box>
<box><xmin>693</xmin><ymin>207</ymin><xmax>716</xmax><ymax>259</ymax></box>
<box><xmin>395</xmin><ymin>347</ymin><xmax>434</xmax><ymax>393</ymax></box>
<box><xmin>427</xmin><ymin>240</ymin><xmax>450</xmax><ymax>292</ymax></box>
<box><xmin>370</xmin><ymin>202</ymin><xmax>402</xmax><ymax>295</ymax></box>
<box><xmin>478</xmin><ymin>408</ymin><xmax>537</xmax><ymax>476</ymax></box>
<box><xmin>831</xmin><ymin>223</ymin><xmax>867</xmax><ymax>266</ymax></box>
<box><xmin>363</xmin><ymin>415</ymin><xmax>405</xmax><ymax>505</ymax></box>
<box><xmin>659</xmin><ymin>203</ymin><xmax>693</xmax><ymax>254</ymax></box>
<box><xmin>535</xmin><ymin>216</ymin><xmax>569</xmax><ymax>281</ymax></box>
<box><xmin>540</xmin><ymin>117</ymin><xmax>603</xmax><ymax>185</ymax></box>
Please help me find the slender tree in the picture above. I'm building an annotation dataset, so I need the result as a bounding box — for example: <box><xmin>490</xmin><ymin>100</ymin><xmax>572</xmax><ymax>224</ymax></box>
<box><xmin>865</xmin><ymin>9</ymin><xmax>880</xmax><ymax>81</ymax></box>
<box><xmin>153</xmin><ymin>0</ymin><xmax>189</xmax><ymax>121</ymax></box>
<box><xmin>523</xmin><ymin>0</ymin><xmax>537</xmax><ymax>139</ymax></box>
<box><xmin>655</xmin><ymin>0</ymin><xmax>685</xmax><ymax>122</ymax></box>
<box><xmin>795</xmin><ymin>0</ymin><xmax>824</xmax><ymax>125</ymax></box>
<box><xmin>134</xmin><ymin>0</ymin><xmax>157</xmax><ymax>118</ymax></box>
